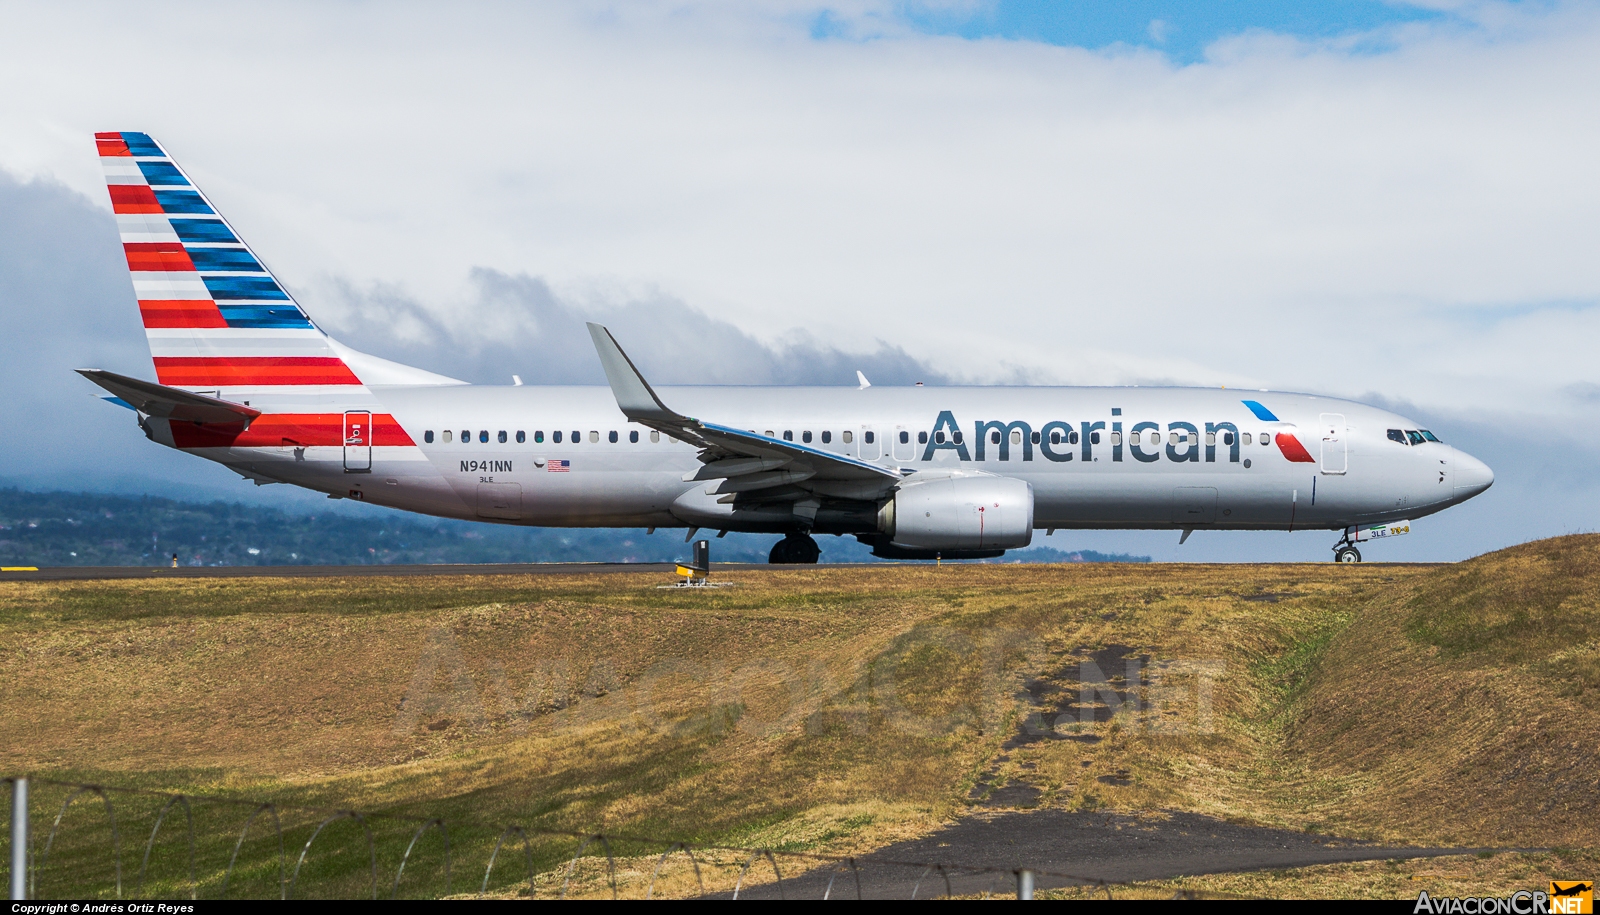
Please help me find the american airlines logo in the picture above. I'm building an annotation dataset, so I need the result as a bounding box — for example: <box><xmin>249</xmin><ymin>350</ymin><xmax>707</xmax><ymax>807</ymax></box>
<box><xmin>921</xmin><ymin>410</ymin><xmax>1288</xmax><ymax>463</ymax></box>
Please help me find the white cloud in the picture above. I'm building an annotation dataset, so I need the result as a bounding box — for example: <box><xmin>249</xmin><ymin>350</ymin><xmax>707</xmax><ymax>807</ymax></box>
<box><xmin>0</xmin><ymin>0</ymin><xmax>1597</xmax><ymax>425</ymax></box>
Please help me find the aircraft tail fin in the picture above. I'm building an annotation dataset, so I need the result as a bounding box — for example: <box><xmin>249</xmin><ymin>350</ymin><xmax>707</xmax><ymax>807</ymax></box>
<box><xmin>95</xmin><ymin>131</ymin><xmax>460</xmax><ymax>391</ymax></box>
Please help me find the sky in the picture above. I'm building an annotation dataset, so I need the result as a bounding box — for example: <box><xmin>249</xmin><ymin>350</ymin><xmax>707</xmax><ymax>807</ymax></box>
<box><xmin>0</xmin><ymin>0</ymin><xmax>1596</xmax><ymax>562</ymax></box>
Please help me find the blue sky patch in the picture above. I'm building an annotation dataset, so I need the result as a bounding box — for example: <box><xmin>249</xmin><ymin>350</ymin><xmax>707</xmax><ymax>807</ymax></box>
<box><xmin>824</xmin><ymin>1</ymin><xmax>1454</xmax><ymax>64</ymax></box>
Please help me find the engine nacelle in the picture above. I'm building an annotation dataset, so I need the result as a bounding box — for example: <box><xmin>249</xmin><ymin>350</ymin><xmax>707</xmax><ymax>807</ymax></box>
<box><xmin>879</xmin><ymin>474</ymin><xmax>1034</xmax><ymax>551</ymax></box>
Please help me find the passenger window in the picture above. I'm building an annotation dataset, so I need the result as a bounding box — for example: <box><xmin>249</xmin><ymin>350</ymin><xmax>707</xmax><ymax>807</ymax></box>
<box><xmin>900</xmin><ymin>431</ymin><xmax>910</xmax><ymax>444</ymax></box>
<box><xmin>1090</xmin><ymin>431</ymin><xmax>1100</xmax><ymax>445</ymax></box>
<box><xmin>630</xmin><ymin>430</ymin><xmax>639</xmax><ymax>443</ymax></box>
<box><xmin>609</xmin><ymin>430</ymin><xmax>618</xmax><ymax>443</ymax></box>
<box><xmin>1388</xmin><ymin>429</ymin><xmax>1407</xmax><ymax>445</ymax></box>
<box><xmin>516</xmin><ymin>430</ymin><xmax>525</xmax><ymax>444</ymax></box>
<box><xmin>864</xmin><ymin>431</ymin><xmax>875</xmax><ymax>444</ymax></box>
<box><xmin>783</xmin><ymin>430</ymin><xmax>794</xmax><ymax>441</ymax></box>
<box><xmin>498</xmin><ymin>430</ymin><xmax>507</xmax><ymax>443</ymax></box>
<box><xmin>443</xmin><ymin>430</ymin><xmax>452</xmax><ymax>443</ymax></box>
<box><xmin>1070</xmin><ymin>431</ymin><xmax>1080</xmax><ymax>445</ymax></box>
<box><xmin>843</xmin><ymin>431</ymin><xmax>852</xmax><ymax>444</ymax></box>
<box><xmin>1130</xmin><ymin>431</ymin><xmax>1140</xmax><ymax>445</ymax></box>
<box><xmin>1223</xmin><ymin>432</ymin><xmax>1234</xmax><ymax>446</ymax></box>
<box><xmin>1050</xmin><ymin>430</ymin><xmax>1062</xmax><ymax>445</ymax></box>
<box><xmin>1169</xmin><ymin>432</ymin><xmax>1179</xmax><ymax>445</ymax></box>
<box><xmin>954</xmin><ymin>431</ymin><xmax>965</xmax><ymax>445</ymax></box>
<box><xmin>990</xmin><ymin>430</ymin><xmax>1001</xmax><ymax>445</ymax></box>
<box><xmin>460</xmin><ymin>430</ymin><xmax>469</xmax><ymax>443</ymax></box>
<box><xmin>821</xmin><ymin>430</ymin><xmax>831</xmax><ymax>444</ymax></box>
<box><xmin>477</xmin><ymin>430</ymin><xmax>486</xmax><ymax>443</ymax></box>
<box><xmin>1032</xmin><ymin>431</ymin><xmax>1041</xmax><ymax>445</ymax></box>
<box><xmin>651</xmin><ymin>430</ymin><xmax>660</xmax><ymax>443</ymax></box>
<box><xmin>1241</xmin><ymin>432</ymin><xmax>1251</xmax><ymax>445</ymax></box>
<box><xmin>535</xmin><ymin>431</ymin><xmax>544</xmax><ymax>443</ymax></box>
<box><xmin>1108</xmin><ymin>431</ymin><xmax>1120</xmax><ymax>446</ymax></box>
<box><xmin>1011</xmin><ymin>430</ymin><xmax>1022</xmax><ymax>445</ymax></box>
<box><xmin>1262</xmin><ymin>434</ymin><xmax>1271</xmax><ymax>446</ymax></box>
<box><xmin>1206</xmin><ymin>432</ymin><xmax>1216</xmax><ymax>446</ymax></box>
<box><xmin>765</xmin><ymin>430</ymin><xmax>775</xmax><ymax>438</ymax></box>
<box><xmin>917</xmin><ymin>431</ymin><xmax>927</xmax><ymax>444</ymax></box>
<box><xmin>935</xmin><ymin>431</ymin><xmax>946</xmax><ymax>444</ymax></box>
<box><xmin>424</xmin><ymin>430</ymin><xmax>434</xmax><ymax>443</ymax></box>
<box><xmin>802</xmin><ymin>431</ymin><xmax>812</xmax><ymax>443</ymax></box>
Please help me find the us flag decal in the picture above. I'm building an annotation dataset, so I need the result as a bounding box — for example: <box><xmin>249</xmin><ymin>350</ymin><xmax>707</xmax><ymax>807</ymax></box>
<box><xmin>548</xmin><ymin>459</ymin><xmax>571</xmax><ymax>472</ymax></box>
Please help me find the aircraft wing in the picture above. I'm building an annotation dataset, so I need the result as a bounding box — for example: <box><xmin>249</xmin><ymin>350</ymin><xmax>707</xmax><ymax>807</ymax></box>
<box><xmin>77</xmin><ymin>368</ymin><xmax>261</xmax><ymax>428</ymax></box>
<box><xmin>587</xmin><ymin>324</ymin><xmax>900</xmax><ymax>501</ymax></box>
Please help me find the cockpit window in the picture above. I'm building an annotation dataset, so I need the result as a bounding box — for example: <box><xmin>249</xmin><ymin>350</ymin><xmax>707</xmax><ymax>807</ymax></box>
<box><xmin>1405</xmin><ymin>430</ymin><xmax>1425</xmax><ymax>446</ymax></box>
<box><xmin>1387</xmin><ymin>429</ymin><xmax>1408</xmax><ymax>445</ymax></box>
<box><xmin>1419</xmin><ymin>429</ymin><xmax>1441</xmax><ymax>443</ymax></box>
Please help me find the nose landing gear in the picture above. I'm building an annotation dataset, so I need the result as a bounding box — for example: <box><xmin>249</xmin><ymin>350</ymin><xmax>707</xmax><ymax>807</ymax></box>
<box><xmin>1332</xmin><ymin>530</ymin><xmax>1362</xmax><ymax>563</ymax></box>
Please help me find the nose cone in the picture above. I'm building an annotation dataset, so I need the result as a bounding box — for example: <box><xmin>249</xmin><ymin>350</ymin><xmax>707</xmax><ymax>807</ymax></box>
<box><xmin>1453</xmin><ymin>450</ymin><xmax>1494</xmax><ymax>502</ymax></box>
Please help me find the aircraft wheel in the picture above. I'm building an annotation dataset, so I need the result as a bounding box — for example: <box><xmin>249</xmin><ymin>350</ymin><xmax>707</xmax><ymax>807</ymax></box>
<box><xmin>769</xmin><ymin>533</ymin><xmax>821</xmax><ymax>564</ymax></box>
<box><xmin>1334</xmin><ymin>546</ymin><xmax>1362</xmax><ymax>563</ymax></box>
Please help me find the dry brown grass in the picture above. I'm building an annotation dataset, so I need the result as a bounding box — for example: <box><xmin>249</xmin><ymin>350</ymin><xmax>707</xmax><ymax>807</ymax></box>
<box><xmin>2</xmin><ymin>542</ymin><xmax>1596</xmax><ymax>899</ymax></box>
<box><xmin>1284</xmin><ymin>535</ymin><xmax>1600</xmax><ymax>847</ymax></box>
<box><xmin>1041</xmin><ymin>850</ymin><xmax>1600</xmax><ymax>900</ymax></box>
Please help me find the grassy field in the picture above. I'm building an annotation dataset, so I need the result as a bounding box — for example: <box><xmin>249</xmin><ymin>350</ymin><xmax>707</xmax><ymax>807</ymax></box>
<box><xmin>2</xmin><ymin>536</ymin><xmax>1596</xmax><ymax>898</ymax></box>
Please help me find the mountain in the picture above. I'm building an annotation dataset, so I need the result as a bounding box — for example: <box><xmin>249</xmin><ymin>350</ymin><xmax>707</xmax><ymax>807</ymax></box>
<box><xmin>0</xmin><ymin>488</ymin><xmax>1149</xmax><ymax>567</ymax></box>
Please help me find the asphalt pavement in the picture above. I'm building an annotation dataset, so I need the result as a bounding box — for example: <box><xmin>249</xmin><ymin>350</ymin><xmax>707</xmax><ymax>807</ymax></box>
<box><xmin>718</xmin><ymin>809</ymin><xmax>1498</xmax><ymax>899</ymax></box>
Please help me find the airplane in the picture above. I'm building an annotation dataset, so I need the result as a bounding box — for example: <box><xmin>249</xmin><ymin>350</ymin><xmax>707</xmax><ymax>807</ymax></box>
<box><xmin>79</xmin><ymin>131</ymin><xmax>1494</xmax><ymax>564</ymax></box>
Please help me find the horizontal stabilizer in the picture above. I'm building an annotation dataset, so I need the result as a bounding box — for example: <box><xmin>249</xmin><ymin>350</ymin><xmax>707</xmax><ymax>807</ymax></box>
<box><xmin>77</xmin><ymin>368</ymin><xmax>261</xmax><ymax>428</ymax></box>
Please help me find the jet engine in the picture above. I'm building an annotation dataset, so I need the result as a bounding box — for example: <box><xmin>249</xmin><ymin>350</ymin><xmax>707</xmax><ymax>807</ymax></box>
<box><xmin>878</xmin><ymin>474</ymin><xmax>1034</xmax><ymax>552</ymax></box>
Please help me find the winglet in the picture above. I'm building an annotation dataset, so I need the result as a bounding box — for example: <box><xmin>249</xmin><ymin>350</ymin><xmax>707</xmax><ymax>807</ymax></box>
<box><xmin>856</xmin><ymin>370</ymin><xmax>871</xmax><ymax>390</ymax></box>
<box><xmin>586</xmin><ymin>323</ymin><xmax>685</xmax><ymax>424</ymax></box>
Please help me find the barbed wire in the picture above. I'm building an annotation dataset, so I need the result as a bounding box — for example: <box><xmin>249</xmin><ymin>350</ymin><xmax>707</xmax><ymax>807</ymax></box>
<box><xmin>1</xmin><ymin>774</ymin><xmax>1278</xmax><ymax>900</ymax></box>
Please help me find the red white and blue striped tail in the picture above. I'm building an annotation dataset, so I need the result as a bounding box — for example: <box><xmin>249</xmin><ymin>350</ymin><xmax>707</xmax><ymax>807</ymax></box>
<box><xmin>96</xmin><ymin>131</ymin><xmax>458</xmax><ymax>395</ymax></box>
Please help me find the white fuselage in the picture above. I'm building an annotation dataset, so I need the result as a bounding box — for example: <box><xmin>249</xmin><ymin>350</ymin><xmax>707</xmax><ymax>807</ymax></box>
<box><xmin>151</xmin><ymin>383</ymin><xmax>1494</xmax><ymax>535</ymax></box>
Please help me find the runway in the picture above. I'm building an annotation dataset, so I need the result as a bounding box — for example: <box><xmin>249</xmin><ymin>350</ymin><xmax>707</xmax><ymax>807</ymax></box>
<box><xmin>0</xmin><ymin>561</ymin><xmax>795</xmax><ymax>581</ymax></box>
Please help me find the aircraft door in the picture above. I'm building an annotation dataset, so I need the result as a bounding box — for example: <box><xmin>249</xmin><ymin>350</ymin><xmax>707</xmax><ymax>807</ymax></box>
<box><xmin>892</xmin><ymin>425</ymin><xmax>915</xmax><ymax>462</ymax></box>
<box><xmin>343</xmin><ymin>410</ymin><xmax>372</xmax><ymax>473</ymax></box>
<box><xmin>860</xmin><ymin>427</ymin><xmax>881</xmax><ymax>460</ymax></box>
<box><xmin>1319</xmin><ymin>413</ymin><xmax>1347</xmax><ymax>475</ymax></box>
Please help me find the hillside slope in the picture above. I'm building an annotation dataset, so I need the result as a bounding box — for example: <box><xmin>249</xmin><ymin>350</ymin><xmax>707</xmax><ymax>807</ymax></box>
<box><xmin>1284</xmin><ymin>535</ymin><xmax>1600</xmax><ymax>846</ymax></box>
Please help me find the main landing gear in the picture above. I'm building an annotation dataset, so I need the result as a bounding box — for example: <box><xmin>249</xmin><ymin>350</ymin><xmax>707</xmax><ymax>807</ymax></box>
<box><xmin>769</xmin><ymin>532</ymin><xmax>821</xmax><ymax>564</ymax></box>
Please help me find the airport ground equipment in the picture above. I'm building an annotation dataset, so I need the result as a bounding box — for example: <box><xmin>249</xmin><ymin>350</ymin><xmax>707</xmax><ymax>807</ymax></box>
<box><xmin>675</xmin><ymin>539</ymin><xmax>712</xmax><ymax>586</ymax></box>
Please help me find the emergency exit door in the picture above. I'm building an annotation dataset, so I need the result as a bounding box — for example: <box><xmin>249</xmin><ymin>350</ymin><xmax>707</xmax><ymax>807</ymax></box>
<box><xmin>343</xmin><ymin>410</ymin><xmax>372</xmax><ymax>472</ymax></box>
<box><xmin>1319</xmin><ymin>413</ymin><xmax>1346</xmax><ymax>475</ymax></box>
